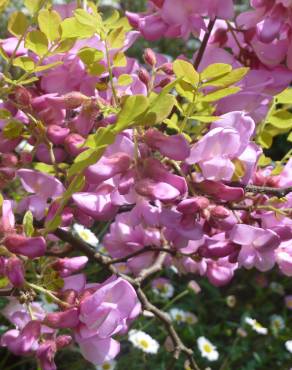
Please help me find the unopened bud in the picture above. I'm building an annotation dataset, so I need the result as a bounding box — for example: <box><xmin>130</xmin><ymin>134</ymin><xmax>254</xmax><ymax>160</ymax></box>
<box><xmin>138</xmin><ymin>68</ymin><xmax>150</xmax><ymax>85</ymax></box>
<box><xmin>210</xmin><ymin>205</ymin><xmax>230</xmax><ymax>219</ymax></box>
<box><xmin>157</xmin><ymin>77</ymin><xmax>172</xmax><ymax>88</ymax></box>
<box><xmin>159</xmin><ymin>62</ymin><xmax>173</xmax><ymax>75</ymax></box>
<box><xmin>47</xmin><ymin>125</ymin><xmax>70</xmax><ymax>145</ymax></box>
<box><xmin>63</xmin><ymin>92</ymin><xmax>88</xmax><ymax>109</ymax></box>
<box><xmin>1</xmin><ymin>153</ymin><xmax>18</xmax><ymax>167</ymax></box>
<box><xmin>64</xmin><ymin>133</ymin><xmax>85</xmax><ymax>156</ymax></box>
<box><xmin>14</xmin><ymin>86</ymin><xmax>32</xmax><ymax>107</ymax></box>
<box><xmin>188</xmin><ymin>280</ymin><xmax>201</xmax><ymax>294</ymax></box>
<box><xmin>144</xmin><ymin>48</ymin><xmax>157</xmax><ymax>67</ymax></box>
<box><xmin>226</xmin><ymin>295</ymin><xmax>236</xmax><ymax>308</ymax></box>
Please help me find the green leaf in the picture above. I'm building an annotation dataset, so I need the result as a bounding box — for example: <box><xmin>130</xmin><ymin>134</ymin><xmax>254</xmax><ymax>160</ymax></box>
<box><xmin>173</xmin><ymin>60</ymin><xmax>199</xmax><ymax>87</ymax></box>
<box><xmin>276</xmin><ymin>88</ymin><xmax>292</xmax><ymax>104</ymax></box>
<box><xmin>0</xmin><ymin>0</ymin><xmax>9</xmax><ymax>12</ymax></box>
<box><xmin>287</xmin><ymin>131</ymin><xmax>292</xmax><ymax>142</ymax></box>
<box><xmin>107</xmin><ymin>27</ymin><xmax>126</xmax><ymax>49</ymax></box>
<box><xmin>52</xmin><ymin>38</ymin><xmax>76</xmax><ymax>54</ymax></box>
<box><xmin>61</xmin><ymin>17</ymin><xmax>95</xmax><ymax>39</ymax></box>
<box><xmin>38</xmin><ymin>9</ymin><xmax>62</xmax><ymax>42</ymax></box>
<box><xmin>0</xmin><ymin>192</ymin><xmax>3</xmax><ymax>207</ymax></box>
<box><xmin>0</xmin><ymin>277</ymin><xmax>9</xmax><ymax>289</ymax></box>
<box><xmin>117</xmin><ymin>74</ymin><xmax>133</xmax><ymax>86</ymax></box>
<box><xmin>34</xmin><ymin>61</ymin><xmax>63</xmax><ymax>72</ymax></box>
<box><xmin>201</xmin><ymin>63</ymin><xmax>232</xmax><ymax>81</ymax></box>
<box><xmin>113</xmin><ymin>51</ymin><xmax>127</xmax><ymax>67</ymax></box>
<box><xmin>23</xmin><ymin>211</ymin><xmax>34</xmax><ymax>237</ymax></box>
<box><xmin>88</xmin><ymin>62</ymin><xmax>106</xmax><ymax>76</ymax></box>
<box><xmin>140</xmin><ymin>93</ymin><xmax>176</xmax><ymax>126</ymax></box>
<box><xmin>78</xmin><ymin>47</ymin><xmax>104</xmax><ymax>65</ymax></box>
<box><xmin>200</xmin><ymin>87</ymin><xmax>240</xmax><ymax>102</ymax></box>
<box><xmin>113</xmin><ymin>95</ymin><xmax>149</xmax><ymax>133</ymax></box>
<box><xmin>269</xmin><ymin>110</ymin><xmax>292</xmax><ymax>129</ymax></box>
<box><xmin>13</xmin><ymin>56</ymin><xmax>35</xmax><ymax>72</ymax></box>
<box><xmin>44</xmin><ymin>215</ymin><xmax>62</xmax><ymax>233</ymax></box>
<box><xmin>202</xmin><ymin>67</ymin><xmax>249</xmax><ymax>88</ymax></box>
<box><xmin>74</xmin><ymin>9</ymin><xmax>97</xmax><ymax>30</ymax></box>
<box><xmin>190</xmin><ymin>115</ymin><xmax>219</xmax><ymax>123</ymax></box>
<box><xmin>258</xmin><ymin>154</ymin><xmax>272</xmax><ymax>167</ymax></box>
<box><xmin>175</xmin><ymin>79</ymin><xmax>195</xmax><ymax>101</ymax></box>
<box><xmin>103</xmin><ymin>9</ymin><xmax>120</xmax><ymax>25</ymax></box>
<box><xmin>8</xmin><ymin>11</ymin><xmax>29</xmax><ymax>37</ymax></box>
<box><xmin>0</xmin><ymin>109</ymin><xmax>11</xmax><ymax>119</ymax></box>
<box><xmin>25</xmin><ymin>30</ymin><xmax>48</xmax><ymax>57</ymax></box>
<box><xmin>3</xmin><ymin>120</ymin><xmax>23</xmax><ymax>139</ymax></box>
<box><xmin>24</xmin><ymin>0</ymin><xmax>42</xmax><ymax>14</ymax></box>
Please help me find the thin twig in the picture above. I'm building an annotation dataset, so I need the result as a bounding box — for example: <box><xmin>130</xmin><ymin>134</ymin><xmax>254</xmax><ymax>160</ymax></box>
<box><xmin>245</xmin><ymin>185</ymin><xmax>292</xmax><ymax>198</ymax></box>
<box><xmin>194</xmin><ymin>18</ymin><xmax>216</xmax><ymax>70</ymax></box>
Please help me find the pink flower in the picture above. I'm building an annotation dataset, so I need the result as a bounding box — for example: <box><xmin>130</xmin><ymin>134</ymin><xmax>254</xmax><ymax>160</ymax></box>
<box><xmin>275</xmin><ymin>240</ymin><xmax>292</xmax><ymax>276</ymax></box>
<box><xmin>4</xmin><ymin>234</ymin><xmax>46</xmax><ymax>258</ymax></box>
<box><xmin>1</xmin><ymin>321</ymin><xmax>41</xmax><ymax>356</ymax></box>
<box><xmin>230</xmin><ymin>224</ymin><xmax>280</xmax><ymax>271</ymax></box>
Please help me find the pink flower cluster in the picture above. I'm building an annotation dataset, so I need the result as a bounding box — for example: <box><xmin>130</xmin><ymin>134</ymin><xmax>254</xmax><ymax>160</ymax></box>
<box><xmin>0</xmin><ymin>0</ymin><xmax>291</xmax><ymax>369</ymax></box>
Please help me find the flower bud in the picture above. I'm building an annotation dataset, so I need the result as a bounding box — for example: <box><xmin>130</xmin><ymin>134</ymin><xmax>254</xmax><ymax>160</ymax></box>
<box><xmin>20</xmin><ymin>151</ymin><xmax>33</xmax><ymax>164</ymax></box>
<box><xmin>144</xmin><ymin>48</ymin><xmax>157</xmax><ymax>67</ymax></box>
<box><xmin>159</xmin><ymin>62</ymin><xmax>173</xmax><ymax>75</ymax></box>
<box><xmin>47</xmin><ymin>125</ymin><xmax>70</xmax><ymax>145</ymax></box>
<box><xmin>63</xmin><ymin>92</ymin><xmax>88</xmax><ymax>109</ymax></box>
<box><xmin>6</xmin><ymin>256</ymin><xmax>24</xmax><ymax>287</ymax></box>
<box><xmin>1</xmin><ymin>153</ymin><xmax>18</xmax><ymax>167</ymax></box>
<box><xmin>157</xmin><ymin>77</ymin><xmax>172</xmax><ymax>88</ymax></box>
<box><xmin>14</xmin><ymin>86</ymin><xmax>32</xmax><ymax>107</ymax></box>
<box><xmin>210</xmin><ymin>206</ymin><xmax>230</xmax><ymax>219</ymax></box>
<box><xmin>188</xmin><ymin>280</ymin><xmax>201</xmax><ymax>294</ymax></box>
<box><xmin>44</xmin><ymin>308</ymin><xmax>79</xmax><ymax>329</ymax></box>
<box><xmin>138</xmin><ymin>68</ymin><xmax>150</xmax><ymax>85</ymax></box>
<box><xmin>64</xmin><ymin>133</ymin><xmax>85</xmax><ymax>156</ymax></box>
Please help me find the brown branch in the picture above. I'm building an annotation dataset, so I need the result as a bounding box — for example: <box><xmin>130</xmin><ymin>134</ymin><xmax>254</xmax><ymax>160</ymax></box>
<box><xmin>194</xmin><ymin>18</ymin><xmax>216</xmax><ymax>70</ymax></box>
<box><xmin>53</xmin><ymin>227</ymin><xmax>201</xmax><ymax>370</ymax></box>
<box><xmin>245</xmin><ymin>185</ymin><xmax>292</xmax><ymax>198</ymax></box>
<box><xmin>0</xmin><ymin>289</ymin><xmax>14</xmax><ymax>296</ymax></box>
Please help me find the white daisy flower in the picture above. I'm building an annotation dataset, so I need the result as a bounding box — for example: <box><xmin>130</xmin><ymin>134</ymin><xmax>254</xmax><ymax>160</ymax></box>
<box><xmin>285</xmin><ymin>340</ymin><xmax>292</xmax><ymax>353</ymax></box>
<box><xmin>128</xmin><ymin>330</ymin><xmax>159</xmax><ymax>354</ymax></box>
<box><xmin>245</xmin><ymin>317</ymin><xmax>268</xmax><ymax>335</ymax></box>
<box><xmin>73</xmin><ymin>224</ymin><xmax>99</xmax><ymax>247</ymax></box>
<box><xmin>197</xmin><ymin>337</ymin><xmax>219</xmax><ymax>362</ymax></box>
<box><xmin>152</xmin><ymin>279</ymin><xmax>174</xmax><ymax>299</ymax></box>
<box><xmin>169</xmin><ymin>308</ymin><xmax>186</xmax><ymax>323</ymax></box>
<box><xmin>96</xmin><ymin>360</ymin><xmax>117</xmax><ymax>370</ymax></box>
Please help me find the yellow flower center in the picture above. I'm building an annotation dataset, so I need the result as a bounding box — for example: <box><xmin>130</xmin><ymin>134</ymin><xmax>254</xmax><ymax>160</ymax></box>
<box><xmin>80</xmin><ymin>231</ymin><xmax>90</xmax><ymax>241</ymax></box>
<box><xmin>102</xmin><ymin>364</ymin><xmax>111</xmax><ymax>370</ymax></box>
<box><xmin>139</xmin><ymin>339</ymin><xmax>149</xmax><ymax>349</ymax></box>
<box><xmin>203</xmin><ymin>344</ymin><xmax>212</xmax><ymax>353</ymax></box>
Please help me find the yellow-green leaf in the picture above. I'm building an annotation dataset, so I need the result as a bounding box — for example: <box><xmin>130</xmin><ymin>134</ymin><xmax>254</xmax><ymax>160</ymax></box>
<box><xmin>173</xmin><ymin>60</ymin><xmax>199</xmax><ymax>87</ymax></box>
<box><xmin>3</xmin><ymin>120</ymin><xmax>23</xmax><ymax>139</ymax></box>
<box><xmin>200</xmin><ymin>63</ymin><xmax>232</xmax><ymax>81</ymax></box>
<box><xmin>108</xmin><ymin>27</ymin><xmax>126</xmax><ymax>49</ymax></box>
<box><xmin>61</xmin><ymin>17</ymin><xmax>95</xmax><ymax>39</ymax></box>
<box><xmin>117</xmin><ymin>74</ymin><xmax>133</xmax><ymax>86</ymax></box>
<box><xmin>24</xmin><ymin>0</ymin><xmax>42</xmax><ymax>14</ymax></box>
<box><xmin>269</xmin><ymin>110</ymin><xmax>292</xmax><ymax>129</ymax></box>
<box><xmin>78</xmin><ymin>47</ymin><xmax>103</xmax><ymax>65</ymax></box>
<box><xmin>202</xmin><ymin>67</ymin><xmax>249</xmax><ymax>88</ymax></box>
<box><xmin>13</xmin><ymin>56</ymin><xmax>35</xmax><ymax>72</ymax></box>
<box><xmin>276</xmin><ymin>88</ymin><xmax>292</xmax><ymax>104</ymax></box>
<box><xmin>23</xmin><ymin>211</ymin><xmax>34</xmax><ymax>237</ymax></box>
<box><xmin>113</xmin><ymin>51</ymin><xmax>127</xmax><ymax>67</ymax></box>
<box><xmin>38</xmin><ymin>9</ymin><xmax>62</xmax><ymax>42</ymax></box>
<box><xmin>200</xmin><ymin>86</ymin><xmax>240</xmax><ymax>102</ymax></box>
<box><xmin>25</xmin><ymin>30</ymin><xmax>48</xmax><ymax>57</ymax></box>
<box><xmin>8</xmin><ymin>11</ymin><xmax>29</xmax><ymax>37</ymax></box>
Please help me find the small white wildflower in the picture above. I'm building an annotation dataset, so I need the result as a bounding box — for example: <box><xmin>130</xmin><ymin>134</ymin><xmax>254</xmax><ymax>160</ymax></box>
<box><xmin>185</xmin><ymin>312</ymin><xmax>198</xmax><ymax>325</ymax></box>
<box><xmin>285</xmin><ymin>340</ymin><xmax>292</xmax><ymax>353</ymax></box>
<box><xmin>245</xmin><ymin>317</ymin><xmax>268</xmax><ymax>335</ymax></box>
<box><xmin>153</xmin><ymin>281</ymin><xmax>174</xmax><ymax>299</ymax></box>
<box><xmin>169</xmin><ymin>308</ymin><xmax>186</xmax><ymax>323</ymax></box>
<box><xmin>73</xmin><ymin>224</ymin><xmax>99</xmax><ymax>247</ymax></box>
<box><xmin>270</xmin><ymin>314</ymin><xmax>285</xmax><ymax>334</ymax></box>
<box><xmin>96</xmin><ymin>360</ymin><xmax>117</xmax><ymax>370</ymax></box>
<box><xmin>197</xmin><ymin>337</ymin><xmax>219</xmax><ymax>362</ymax></box>
<box><xmin>15</xmin><ymin>140</ymin><xmax>34</xmax><ymax>153</ymax></box>
<box><xmin>128</xmin><ymin>330</ymin><xmax>159</xmax><ymax>354</ymax></box>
